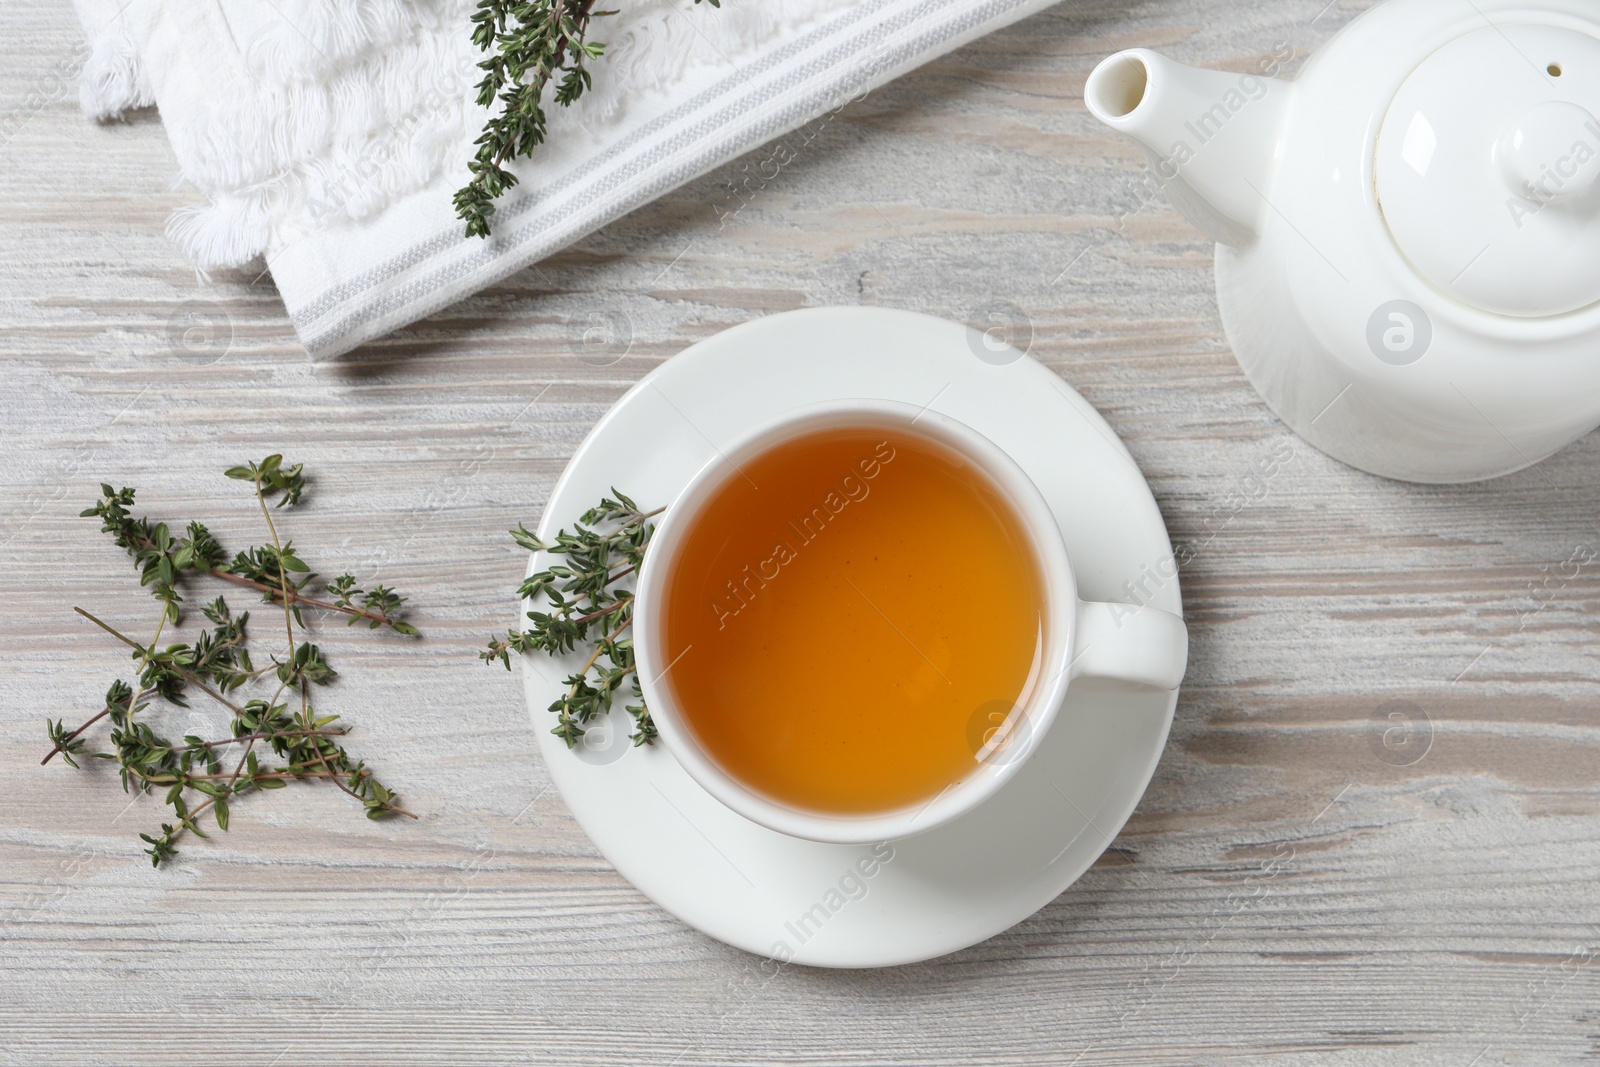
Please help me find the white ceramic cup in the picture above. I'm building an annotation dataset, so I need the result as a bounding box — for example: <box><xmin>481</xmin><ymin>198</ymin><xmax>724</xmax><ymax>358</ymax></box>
<box><xmin>633</xmin><ymin>399</ymin><xmax>1188</xmax><ymax>844</ymax></box>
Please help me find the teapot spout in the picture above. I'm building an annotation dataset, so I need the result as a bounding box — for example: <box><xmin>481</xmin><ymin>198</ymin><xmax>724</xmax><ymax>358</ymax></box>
<box><xmin>1086</xmin><ymin>49</ymin><xmax>1290</xmax><ymax>247</ymax></box>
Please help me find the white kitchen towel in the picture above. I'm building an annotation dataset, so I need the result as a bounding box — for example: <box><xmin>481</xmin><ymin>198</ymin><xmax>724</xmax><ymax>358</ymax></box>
<box><xmin>74</xmin><ymin>0</ymin><xmax>1059</xmax><ymax>360</ymax></box>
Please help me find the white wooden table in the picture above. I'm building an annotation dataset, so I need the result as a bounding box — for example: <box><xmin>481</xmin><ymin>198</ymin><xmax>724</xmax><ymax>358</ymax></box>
<box><xmin>5</xmin><ymin>1</ymin><xmax>1599</xmax><ymax>1063</ymax></box>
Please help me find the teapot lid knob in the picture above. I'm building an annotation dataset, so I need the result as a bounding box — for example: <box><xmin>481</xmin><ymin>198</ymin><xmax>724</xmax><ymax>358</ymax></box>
<box><xmin>1498</xmin><ymin>101</ymin><xmax>1600</xmax><ymax>204</ymax></box>
<box><xmin>1375</xmin><ymin>24</ymin><xmax>1600</xmax><ymax>318</ymax></box>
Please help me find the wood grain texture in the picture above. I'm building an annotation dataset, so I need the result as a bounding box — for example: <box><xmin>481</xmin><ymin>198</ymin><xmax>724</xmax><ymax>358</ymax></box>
<box><xmin>4</xmin><ymin>0</ymin><xmax>1600</xmax><ymax>1063</ymax></box>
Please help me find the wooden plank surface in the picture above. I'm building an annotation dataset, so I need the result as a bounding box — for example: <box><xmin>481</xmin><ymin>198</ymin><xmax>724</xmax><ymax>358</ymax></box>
<box><xmin>4</xmin><ymin>0</ymin><xmax>1600</xmax><ymax>1063</ymax></box>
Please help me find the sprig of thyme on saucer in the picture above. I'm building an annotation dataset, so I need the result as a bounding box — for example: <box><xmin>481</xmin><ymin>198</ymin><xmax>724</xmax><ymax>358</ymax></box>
<box><xmin>484</xmin><ymin>489</ymin><xmax>660</xmax><ymax>748</ymax></box>
<box><xmin>454</xmin><ymin>0</ymin><xmax>721</xmax><ymax>238</ymax></box>
<box><xmin>44</xmin><ymin>457</ymin><xmax>418</xmax><ymax>867</ymax></box>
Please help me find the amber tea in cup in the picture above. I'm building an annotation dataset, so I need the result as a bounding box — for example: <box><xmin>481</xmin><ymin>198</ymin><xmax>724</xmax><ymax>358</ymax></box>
<box><xmin>659</xmin><ymin>424</ymin><xmax>1047</xmax><ymax>816</ymax></box>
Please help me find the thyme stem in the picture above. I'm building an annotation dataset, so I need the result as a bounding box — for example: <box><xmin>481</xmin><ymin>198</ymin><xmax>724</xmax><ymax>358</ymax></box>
<box><xmin>253</xmin><ymin>471</ymin><xmax>297</xmax><ymax>662</ymax></box>
<box><xmin>41</xmin><ymin>705</ymin><xmax>109</xmax><ymax>765</ymax></box>
<box><xmin>76</xmin><ymin>607</ymin><xmax>248</xmax><ymax>716</ymax></box>
<box><xmin>110</xmin><ymin>530</ymin><xmax>402</xmax><ymax>628</ymax></box>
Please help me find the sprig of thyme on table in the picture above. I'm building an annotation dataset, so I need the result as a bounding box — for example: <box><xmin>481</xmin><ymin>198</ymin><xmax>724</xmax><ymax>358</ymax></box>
<box><xmin>484</xmin><ymin>490</ymin><xmax>660</xmax><ymax>749</ymax></box>
<box><xmin>454</xmin><ymin>0</ymin><xmax>721</xmax><ymax>238</ymax></box>
<box><xmin>43</xmin><ymin>457</ymin><xmax>418</xmax><ymax>866</ymax></box>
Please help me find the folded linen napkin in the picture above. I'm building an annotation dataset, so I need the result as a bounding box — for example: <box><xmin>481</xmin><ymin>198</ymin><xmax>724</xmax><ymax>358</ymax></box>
<box><xmin>73</xmin><ymin>0</ymin><xmax>1059</xmax><ymax>360</ymax></box>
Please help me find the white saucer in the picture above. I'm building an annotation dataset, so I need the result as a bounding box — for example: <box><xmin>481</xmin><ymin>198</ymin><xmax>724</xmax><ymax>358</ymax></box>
<box><xmin>521</xmin><ymin>307</ymin><xmax>1181</xmax><ymax>968</ymax></box>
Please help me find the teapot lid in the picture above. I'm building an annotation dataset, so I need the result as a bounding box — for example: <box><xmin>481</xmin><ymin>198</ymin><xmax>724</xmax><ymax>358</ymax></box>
<box><xmin>1375</xmin><ymin>23</ymin><xmax>1600</xmax><ymax>318</ymax></box>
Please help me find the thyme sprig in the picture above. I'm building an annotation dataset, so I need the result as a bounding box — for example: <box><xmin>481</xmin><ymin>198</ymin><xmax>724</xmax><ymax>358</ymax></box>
<box><xmin>454</xmin><ymin>0</ymin><xmax>720</xmax><ymax>238</ymax></box>
<box><xmin>44</xmin><ymin>458</ymin><xmax>418</xmax><ymax>867</ymax></box>
<box><xmin>484</xmin><ymin>490</ymin><xmax>660</xmax><ymax>748</ymax></box>
<box><xmin>82</xmin><ymin>460</ymin><xmax>418</xmax><ymax>635</ymax></box>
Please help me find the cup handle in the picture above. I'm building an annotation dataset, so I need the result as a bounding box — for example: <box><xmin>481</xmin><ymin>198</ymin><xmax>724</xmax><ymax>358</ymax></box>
<box><xmin>1071</xmin><ymin>600</ymin><xmax>1189</xmax><ymax>690</ymax></box>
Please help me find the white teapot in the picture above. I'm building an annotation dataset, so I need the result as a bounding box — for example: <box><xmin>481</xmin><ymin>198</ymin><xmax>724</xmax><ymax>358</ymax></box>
<box><xmin>1086</xmin><ymin>0</ymin><xmax>1600</xmax><ymax>483</ymax></box>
